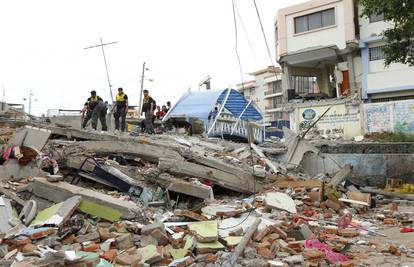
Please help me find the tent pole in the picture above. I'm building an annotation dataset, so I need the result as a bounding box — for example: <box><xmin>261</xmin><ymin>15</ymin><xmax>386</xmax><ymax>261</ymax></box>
<box><xmin>207</xmin><ymin>88</ymin><xmax>232</xmax><ymax>135</ymax></box>
<box><xmin>231</xmin><ymin>99</ymin><xmax>252</xmax><ymax>135</ymax></box>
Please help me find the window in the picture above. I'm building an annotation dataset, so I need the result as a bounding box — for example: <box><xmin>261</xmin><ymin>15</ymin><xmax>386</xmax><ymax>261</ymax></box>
<box><xmin>272</xmin><ymin>81</ymin><xmax>282</xmax><ymax>93</ymax></box>
<box><xmin>272</xmin><ymin>96</ymin><xmax>283</xmax><ymax>108</ymax></box>
<box><xmin>290</xmin><ymin>76</ymin><xmax>317</xmax><ymax>94</ymax></box>
<box><xmin>369</xmin><ymin>46</ymin><xmax>386</xmax><ymax>61</ymax></box>
<box><xmin>369</xmin><ymin>13</ymin><xmax>384</xmax><ymax>23</ymax></box>
<box><xmin>294</xmin><ymin>8</ymin><xmax>335</xmax><ymax>34</ymax></box>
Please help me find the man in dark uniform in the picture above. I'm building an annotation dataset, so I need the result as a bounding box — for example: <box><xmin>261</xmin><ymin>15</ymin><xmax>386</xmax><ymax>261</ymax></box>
<box><xmin>113</xmin><ymin>87</ymin><xmax>128</xmax><ymax>132</ymax></box>
<box><xmin>91</xmin><ymin>100</ymin><xmax>108</xmax><ymax>131</ymax></box>
<box><xmin>141</xmin><ymin>89</ymin><xmax>155</xmax><ymax>134</ymax></box>
<box><xmin>81</xmin><ymin>90</ymin><xmax>102</xmax><ymax>129</ymax></box>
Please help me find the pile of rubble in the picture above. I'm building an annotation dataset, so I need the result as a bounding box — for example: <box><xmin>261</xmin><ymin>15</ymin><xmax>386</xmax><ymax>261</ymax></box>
<box><xmin>0</xmin><ymin>124</ymin><xmax>413</xmax><ymax>266</ymax></box>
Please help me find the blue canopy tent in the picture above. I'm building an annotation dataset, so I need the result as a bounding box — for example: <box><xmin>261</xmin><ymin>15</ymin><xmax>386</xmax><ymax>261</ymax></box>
<box><xmin>163</xmin><ymin>88</ymin><xmax>264</xmax><ymax>143</ymax></box>
<box><xmin>164</xmin><ymin>88</ymin><xmax>263</xmax><ymax>122</ymax></box>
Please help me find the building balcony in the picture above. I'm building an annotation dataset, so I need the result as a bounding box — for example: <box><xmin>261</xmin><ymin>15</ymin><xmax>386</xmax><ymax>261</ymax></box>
<box><xmin>264</xmin><ymin>91</ymin><xmax>283</xmax><ymax>99</ymax></box>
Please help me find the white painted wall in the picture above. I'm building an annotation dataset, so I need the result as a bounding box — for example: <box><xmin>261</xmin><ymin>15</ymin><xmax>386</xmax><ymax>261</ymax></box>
<box><xmin>358</xmin><ymin>6</ymin><xmax>392</xmax><ymax>40</ymax></box>
<box><xmin>366</xmin><ymin>42</ymin><xmax>414</xmax><ymax>94</ymax></box>
<box><xmin>285</xmin><ymin>1</ymin><xmax>346</xmax><ymax>53</ymax></box>
<box><xmin>367</xmin><ymin>69</ymin><xmax>414</xmax><ymax>94</ymax></box>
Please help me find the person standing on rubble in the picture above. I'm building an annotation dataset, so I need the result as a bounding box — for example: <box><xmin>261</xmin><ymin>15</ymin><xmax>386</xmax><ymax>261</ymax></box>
<box><xmin>141</xmin><ymin>89</ymin><xmax>155</xmax><ymax>134</ymax></box>
<box><xmin>113</xmin><ymin>87</ymin><xmax>128</xmax><ymax>132</ymax></box>
<box><xmin>91</xmin><ymin>99</ymin><xmax>108</xmax><ymax>131</ymax></box>
<box><xmin>81</xmin><ymin>90</ymin><xmax>102</xmax><ymax>129</ymax></box>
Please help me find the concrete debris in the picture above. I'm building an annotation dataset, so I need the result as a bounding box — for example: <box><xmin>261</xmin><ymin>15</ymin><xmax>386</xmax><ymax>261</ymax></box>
<box><xmin>0</xmin><ymin>123</ymin><xmax>411</xmax><ymax>266</ymax></box>
<box><xmin>265</xmin><ymin>192</ymin><xmax>297</xmax><ymax>214</ymax></box>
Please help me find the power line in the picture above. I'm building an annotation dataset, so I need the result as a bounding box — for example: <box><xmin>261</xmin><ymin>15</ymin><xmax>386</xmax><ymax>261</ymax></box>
<box><xmin>232</xmin><ymin>0</ymin><xmax>245</xmax><ymax>90</ymax></box>
<box><xmin>252</xmin><ymin>0</ymin><xmax>279</xmax><ymax>80</ymax></box>
<box><xmin>234</xmin><ymin>0</ymin><xmax>259</xmax><ymax>67</ymax></box>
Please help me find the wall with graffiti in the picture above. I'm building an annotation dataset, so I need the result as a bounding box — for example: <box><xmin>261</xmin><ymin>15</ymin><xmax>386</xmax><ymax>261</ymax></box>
<box><xmin>291</xmin><ymin>103</ymin><xmax>362</xmax><ymax>139</ymax></box>
<box><xmin>364</xmin><ymin>99</ymin><xmax>414</xmax><ymax>133</ymax></box>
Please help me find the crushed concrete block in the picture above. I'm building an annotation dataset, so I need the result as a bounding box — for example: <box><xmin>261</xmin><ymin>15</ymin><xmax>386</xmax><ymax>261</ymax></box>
<box><xmin>265</xmin><ymin>192</ymin><xmax>297</xmax><ymax>213</ymax></box>
<box><xmin>141</xmin><ymin>221</ymin><xmax>166</xmax><ymax>235</ymax></box>
<box><xmin>76</xmin><ymin>230</ymin><xmax>100</xmax><ymax>243</ymax></box>
<box><xmin>224</xmin><ymin>236</ymin><xmax>242</xmax><ymax>246</ymax></box>
<box><xmin>150</xmin><ymin>229</ymin><xmax>170</xmax><ymax>246</ymax></box>
<box><xmin>30</xmin><ymin>195</ymin><xmax>81</xmax><ymax>227</ymax></box>
<box><xmin>189</xmin><ymin>221</ymin><xmax>218</xmax><ymax>243</ymax></box>
<box><xmin>137</xmin><ymin>244</ymin><xmax>162</xmax><ymax>264</ymax></box>
<box><xmin>167</xmin><ymin>180</ymin><xmax>214</xmax><ymax>200</ymax></box>
<box><xmin>196</xmin><ymin>241</ymin><xmax>225</xmax><ymax>254</ymax></box>
<box><xmin>115</xmin><ymin>252</ymin><xmax>141</xmax><ymax>266</ymax></box>
<box><xmin>115</xmin><ymin>233</ymin><xmax>134</xmax><ymax>250</ymax></box>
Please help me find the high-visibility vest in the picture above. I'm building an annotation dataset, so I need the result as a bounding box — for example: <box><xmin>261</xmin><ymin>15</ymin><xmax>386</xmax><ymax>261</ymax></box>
<box><xmin>116</xmin><ymin>93</ymin><xmax>126</xmax><ymax>102</ymax></box>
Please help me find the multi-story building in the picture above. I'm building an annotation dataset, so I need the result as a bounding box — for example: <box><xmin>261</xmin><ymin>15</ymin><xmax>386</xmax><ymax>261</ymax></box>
<box><xmin>237</xmin><ymin>66</ymin><xmax>282</xmax><ymax>122</ymax></box>
<box><xmin>358</xmin><ymin>8</ymin><xmax>414</xmax><ymax>102</ymax></box>
<box><xmin>274</xmin><ymin>0</ymin><xmax>364</xmax><ymax>139</ymax></box>
<box><xmin>276</xmin><ymin>0</ymin><xmax>361</xmax><ymax>100</ymax></box>
<box><xmin>274</xmin><ymin>0</ymin><xmax>414</xmax><ymax>139</ymax></box>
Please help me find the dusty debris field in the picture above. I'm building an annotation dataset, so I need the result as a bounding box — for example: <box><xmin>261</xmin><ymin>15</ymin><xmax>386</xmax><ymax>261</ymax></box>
<box><xmin>0</xmin><ymin>123</ymin><xmax>413</xmax><ymax>267</ymax></box>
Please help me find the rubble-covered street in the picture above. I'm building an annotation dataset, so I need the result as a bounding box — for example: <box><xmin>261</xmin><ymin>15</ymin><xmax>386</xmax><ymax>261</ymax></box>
<box><xmin>0</xmin><ymin>121</ymin><xmax>414</xmax><ymax>267</ymax></box>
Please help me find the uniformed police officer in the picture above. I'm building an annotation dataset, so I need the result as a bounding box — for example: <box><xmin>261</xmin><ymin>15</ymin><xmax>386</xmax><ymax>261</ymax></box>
<box><xmin>113</xmin><ymin>87</ymin><xmax>128</xmax><ymax>132</ymax></box>
<box><xmin>81</xmin><ymin>90</ymin><xmax>102</xmax><ymax>129</ymax></box>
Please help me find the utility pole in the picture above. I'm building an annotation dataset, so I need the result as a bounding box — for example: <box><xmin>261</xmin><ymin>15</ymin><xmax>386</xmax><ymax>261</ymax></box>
<box><xmin>23</xmin><ymin>89</ymin><xmax>36</xmax><ymax>115</ymax></box>
<box><xmin>138</xmin><ymin>62</ymin><xmax>146</xmax><ymax>114</ymax></box>
<box><xmin>84</xmin><ymin>38</ymin><xmax>117</xmax><ymax>102</ymax></box>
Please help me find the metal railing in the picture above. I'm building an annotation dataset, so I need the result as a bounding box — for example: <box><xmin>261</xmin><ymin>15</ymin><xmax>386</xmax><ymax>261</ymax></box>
<box><xmin>206</xmin><ymin>119</ymin><xmax>263</xmax><ymax>143</ymax></box>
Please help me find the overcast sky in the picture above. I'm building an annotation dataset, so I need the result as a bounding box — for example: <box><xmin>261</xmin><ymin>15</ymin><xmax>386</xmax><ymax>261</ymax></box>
<box><xmin>0</xmin><ymin>0</ymin><xmax>305</xmax><ymax>116</ymax></box>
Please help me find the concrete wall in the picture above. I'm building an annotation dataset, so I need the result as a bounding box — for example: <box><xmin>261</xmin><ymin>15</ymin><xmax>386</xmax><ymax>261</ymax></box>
<box><xmin>364</xmin><ymin>99</ymin><xmax>414</xmax><ymax>133</ymax></box>
<box><xmin>290</xmin><ymin>102</ymin><xmax>362</xmax><ymax>139</ymax></box>
<box><xmin>301</xmin><ymin>152</ymin><xmax>414</xmax><ymax>187</ymax></box>
<box><xmin>276</xmin><ymin>0</ymin><xmax>355</xmax><ymax>57</ymax></box>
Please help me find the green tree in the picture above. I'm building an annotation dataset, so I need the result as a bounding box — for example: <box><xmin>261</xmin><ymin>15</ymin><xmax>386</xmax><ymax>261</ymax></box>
<box><xmin>360</xmin><ymin>0</ymin><xmax>414</xmax><ymax>66</ymax></box>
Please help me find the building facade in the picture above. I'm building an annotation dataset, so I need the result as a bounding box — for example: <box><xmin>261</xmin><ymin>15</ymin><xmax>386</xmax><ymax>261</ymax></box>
<box><xmin>274</xmin><ymin>0</ymin><xmax>414</xmax><ymax>138</ymax></box>
<box><xmin>358</xmin><ymin>7</ymin><xmax>414</xmax><ymax>102</ymax></box>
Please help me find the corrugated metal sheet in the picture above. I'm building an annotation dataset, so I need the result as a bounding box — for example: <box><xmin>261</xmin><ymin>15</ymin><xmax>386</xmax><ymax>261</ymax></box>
<box><xmin>164</xmin><ymin>88</ymin><xmax>263</xmax><ymax>121</ymax></box>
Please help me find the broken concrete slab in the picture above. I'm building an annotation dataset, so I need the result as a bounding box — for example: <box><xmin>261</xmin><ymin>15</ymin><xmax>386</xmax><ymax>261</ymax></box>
<box><xmin>196</xmin><ymin>241</ymin><xmax>225</xmax><ymax>254</ymax></box>
<box><xmin>137</xmin><ymin>244</ymin><xmax>162</xmax><ymax>264</ymax></box>
<box><xmin>65</xmin><ymin>140</ymin><xmax>182</xmax><ymax>163</ymax></box>
<box><xmin>283</xmin><ymin>127</ymin><xmax>320</xmax><ymax>170</ymax></box>
<box><xmin>141</xmin><ymin>221</ymin><xmax>166</xmax><ymax>235</ymax></box>
<box><xmin>167</xmin><ymin>180</ymin><xmax>214</xmax><ymax>201</ymax></box>
<box><xmin>330</xmin><ymin>164</ymin><xmax>352</xmax><ymax>187</ymax></box>
<box><xmin>265</xmin><ymin>192</ymin><xmax>297</xmax><ymax>214</ymax></box>
<box><xmin>0</xmin><ymin>160</ymin><xmax>47</xmax><ymax>181</ymax></box>
<box><xmin>159</xmin><ymin>157</ymin><xmax>262</xmax><ymax>193</ymax></box>
<box><xmin>189</xmin><ymin>221</ymin><xmax>218</xmax><ymax>243</ymax></box>
<box><xmin>8</xmin><ymin>126</ymin><xmax>51</xmax><ymax>151</ymax></box>
<box><xmin>30</xmin><ymin>178</ymin><xmax>143</xmax><ymax>222</ymax></box>
<box><xmin>31</xmin><ymin>195</ymin><xmax>81</xmax><ymax>227</ymax></box>
<box><xmin>0</xmin><ymin>197</ymin><xmax>13</xmax><ymax>235</ymax></box>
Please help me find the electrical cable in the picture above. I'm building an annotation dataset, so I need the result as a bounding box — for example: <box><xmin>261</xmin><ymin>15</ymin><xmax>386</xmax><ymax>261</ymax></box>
<box><xmin>218</xmin><ymin>208</ymin><xmax>256</xmax><ymax>230</ymax></box>
<box><xmin>232</xmin><ymin>0</ymin><xmax>245</xmax><ymax>91</ymax></box>
<box><xmin>234</xmin><ymin>0</ymin><xmax>259</xmax><ymax>66</ymax></box>
<box><xmin>252</xmin><ymin>0</ymin><xmax>279</xmax><ymax>81</ymax></box>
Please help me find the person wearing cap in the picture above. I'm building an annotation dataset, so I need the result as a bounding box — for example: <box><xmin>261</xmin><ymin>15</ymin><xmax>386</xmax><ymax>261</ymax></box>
<box><xmin>113</xmin><ymin>87</ymin><xmax>128</xmax><ymax>132</ymax></box>
<box><xmin>81</xmin><ymin>90</ymin><xmax>102</xmax><ymax>129</ymax></box>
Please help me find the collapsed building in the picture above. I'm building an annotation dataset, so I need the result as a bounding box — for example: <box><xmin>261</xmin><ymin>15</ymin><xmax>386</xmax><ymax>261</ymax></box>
<box><xmin>0</xmin><ymin>114</ymin><xmax>413</xmax><ymax>266</ymax></box>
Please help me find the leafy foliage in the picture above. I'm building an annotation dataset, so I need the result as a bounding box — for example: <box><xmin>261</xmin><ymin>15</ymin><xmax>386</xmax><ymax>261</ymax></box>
<box><xmin>360</xmin><ymin>0</ymin><xmax>414</xmax><ymax>66</ymax></box>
